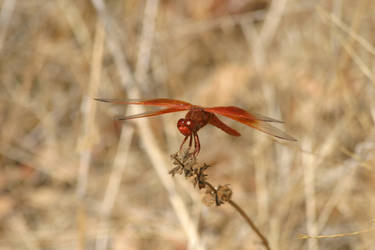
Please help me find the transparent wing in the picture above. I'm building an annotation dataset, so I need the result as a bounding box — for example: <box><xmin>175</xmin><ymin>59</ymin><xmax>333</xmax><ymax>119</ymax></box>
<box><xmin>204</xmin><ymin>106</ymin><xmax>283</xmax><ymax>123</ymax></box>
<box><xmin>238</xmin><ymin>118</ymin><xmax>297</xmax><ymax>141</ymax></box>
<box><xmin>115</xmin><ymin>107</ymin><xmax>187</xmax><ymax>120</ymax></box>
<box><xmin>95</xmin><ymin>98</ymin><xmax>192</xmax><ymax>109</ymax></box>
<box><xmin>204</xmin><ymin>106</ymin><xmax>296</xmax><ymax>141</ymax></box>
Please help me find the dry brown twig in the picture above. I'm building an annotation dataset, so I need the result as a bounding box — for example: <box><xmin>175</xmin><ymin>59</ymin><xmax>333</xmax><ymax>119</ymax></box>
<box><xmin>299</xmin><ymin>220</ymin><xmax>375</xmax><ymax>240</ymax></box>
<box><xmin>170</xmin><ymin>151</ymin><xmax>272</xmax><ymax>250</ymax></box>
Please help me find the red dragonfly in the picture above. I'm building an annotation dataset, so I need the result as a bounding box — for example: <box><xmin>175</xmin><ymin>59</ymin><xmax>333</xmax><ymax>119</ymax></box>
<box><xmin>95</xmin><ymin>98</ymin><xmax>296</xmax><ymax>155</ymax></box>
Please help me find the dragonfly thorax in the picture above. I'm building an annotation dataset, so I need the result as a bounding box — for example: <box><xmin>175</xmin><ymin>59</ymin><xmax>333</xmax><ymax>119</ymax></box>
<box><xmin>177</xmin><ymin>118</ymin><xmax>194</xmax><ymax>136</ymax></box>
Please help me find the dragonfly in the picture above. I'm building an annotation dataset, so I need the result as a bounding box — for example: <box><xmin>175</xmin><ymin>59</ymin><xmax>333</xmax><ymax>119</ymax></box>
<box><xmin>95</xmin><ymin>98</ymin><xmax>296</xmax><ymax>155</ymax></box>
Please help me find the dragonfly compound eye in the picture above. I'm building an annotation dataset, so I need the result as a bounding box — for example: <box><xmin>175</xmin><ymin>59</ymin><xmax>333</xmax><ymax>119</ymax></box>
<box><xmin>177</xmin><ymin>119</ymin><xmax>192</xmax><ymax>136</ymax></box>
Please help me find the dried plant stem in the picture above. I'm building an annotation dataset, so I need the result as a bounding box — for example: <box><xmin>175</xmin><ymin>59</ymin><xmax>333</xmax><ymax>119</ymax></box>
<box><xmin>316</xmin><ymin>4</ymin><xmax>375</xmax><ymax>56</ymax></box>
<box><xmin>95</xmin><ymin>126</ymin><xmax>134</xmax><ymax>250</ymax></box>
<box><xmin>244</xmin><ymin>0</ymin><xmax>287</xmax><ymax>70</ymax></box>
<box><xmin>303</xmin><ymin>140</ymin><xmax>319</xmax><ymax>250</ymax></box>
<box><xmin>300</xmin><ymin>225</ymin><xmax>375</xmax><ymax>239</ymax></box>
<box><xmin>171</xmin><ymin>152</ymin><xmax>271</xmax><ymax>250</ymax></box>
<box><xmin>203</xmin><ymin>181</ymin><xmax>221</xmax><ymax>206</ymax></box>
<box><xmin>204</xmin><ymin>182</ymin><xmax>271</xmax><ymax>250</ymax></box>
<box><xmin>76</xmin><ymin>21</ymin><xmax>105</xmax><ymax>198</ymax></box>
<box><xmin>135</xmin><ymin>0</ymin><xmax>159</xmax><ymax>91</ymax></box>
<box><xmin>76</xmin><ymin>20</ymin><xmax>105</xmax><ymax>250</ymax></box>
<box><xmin>228</xmin><ymin>199</ymin><xmax>271</xmax><ymax>250</ymax></box>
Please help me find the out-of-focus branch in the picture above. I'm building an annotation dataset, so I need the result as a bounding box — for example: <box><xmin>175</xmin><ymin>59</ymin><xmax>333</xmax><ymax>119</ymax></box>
<box><xmin>76</xmin><ymin>21</ymin><xmax>105</xmax><ymax>199</ymax></box>
<box><xmin>76</xmin><ymin>20</ymin><xmax>105</xmax><ymax>250</ymax></box>
<box><xmin>135</xmin><ymin>0</ymin><xmax>159</xmax><ymax>92</ymax></box>
<box><xmin>90</xmin><ymin>0</ymin><xmax>136</xmax><ymax>92</ymax></box>
<box><xmin>0</xmin><ymin>0</ymin><xmax>16</xmax><ymax>53</ymax></box>
<box><xmin>242</xmin><ymin>0</ymin><xmax>288</xmax><ymax>70</ymax></box>
<box><xmin>90</xmin><ymin>0</ymin><xmax>204</xmax><ymax>249</ymax></box>
<box><xmin>316</xmin><ymin>5</ymin><xmax>375</xmax><ymax>57</ymax></box>
<box><xmin>95</xmin><ymin>125</ymin><xmax>134</xmax><ymax>250</ymax></box>
<box><xmin>302</xmin><ymin>141</ymin><xmax>319</xmax><ymax>250</ymax></box>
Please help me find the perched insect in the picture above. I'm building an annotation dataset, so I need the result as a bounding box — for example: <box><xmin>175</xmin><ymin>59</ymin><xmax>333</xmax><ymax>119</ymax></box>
<box><xmin>95</xmin><ymin>98</ymin><xmax>296</xmax><ymax>155</ymax></box>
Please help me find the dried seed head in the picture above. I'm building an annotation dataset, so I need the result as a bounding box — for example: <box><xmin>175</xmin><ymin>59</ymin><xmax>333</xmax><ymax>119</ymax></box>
<box><xmin>216</xmin><ymin>184</ymin><xmax>232</xmax><ymax>202</ymax></box>
<box><xmin>170</xmin><ymin>151</ymin><xmax>232</xmax><ymax>207</ymax></box>
<box><xmin>170</xmin><ymin>150</ymin><xmax>197</xmax><ymax>176</ymax></box>
<box><xmin>202</xmin><ymin>188</ymin><xmax>217</xmax><ymax>207</ymax></box>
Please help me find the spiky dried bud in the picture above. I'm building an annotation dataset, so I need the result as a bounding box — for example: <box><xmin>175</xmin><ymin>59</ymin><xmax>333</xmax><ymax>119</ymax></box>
<box><xmin>169</xmin><ymin>150</ymin><xmax>197</xmax><ymax>176</ymax></box>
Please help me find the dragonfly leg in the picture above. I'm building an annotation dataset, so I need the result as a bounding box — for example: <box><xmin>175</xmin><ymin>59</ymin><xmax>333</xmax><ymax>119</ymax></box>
<box><xmin>179</xmin><ymin>135</ymin><xmax>189</xmax><ymax>152</ymax></box>
<box><xmin>188</xmin><ymin>134</ymin><xmax>193</xmax><ymax>148</ymax></box>
<box><xmin>193</xmin><ymin>132</ymin><xmax>200</xmax><ymax>155</ymax></box>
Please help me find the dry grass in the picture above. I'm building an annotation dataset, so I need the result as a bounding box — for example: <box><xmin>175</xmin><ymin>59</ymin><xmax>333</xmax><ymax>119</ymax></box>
<box><xmin>1</xmin><ymin>0</ymin><xmax>375</xmax><ymax>249</ymax></box>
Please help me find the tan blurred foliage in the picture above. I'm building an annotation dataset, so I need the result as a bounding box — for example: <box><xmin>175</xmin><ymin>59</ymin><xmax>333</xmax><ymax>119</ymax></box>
<box><xmin>0</xmin><ymin>0</ymin><xmax>374</xmax><ymax>249</ymax></box>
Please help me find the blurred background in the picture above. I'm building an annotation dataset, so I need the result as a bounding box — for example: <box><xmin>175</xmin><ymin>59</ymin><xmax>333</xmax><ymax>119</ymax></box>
<box><xmin>0</xmin><ymin>0</ymin><xmax>374</xmax><ymax>249</ymax></box>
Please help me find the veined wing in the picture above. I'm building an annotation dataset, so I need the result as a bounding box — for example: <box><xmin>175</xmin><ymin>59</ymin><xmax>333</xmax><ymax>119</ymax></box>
<box><xmin>95</xmin><ymin>98</ymin><xmax>192</xmax><ymax>109</ymax></box>
<box><xmin>237</xmin><ymin>117</ymin><xmax>297</xmax><ymax>141</ymax></box>
<box><xmin>209</xmin><ymin>114</ymin><xmax>241</xmax><ymax>136</ymax></box>
<box><xmin>116</xmin><ymin>107</ymin><xmax>187</xmax><ymax>120</ymax></box>
<box><xmin>204</xmin><ymin>106</ymin><xmax>296</xmax><ymax>141</ymax></box>
<box><xmin>204</xmin><ymin>106</ymin><xmax>283</xmax><ymax>123</ymax></box>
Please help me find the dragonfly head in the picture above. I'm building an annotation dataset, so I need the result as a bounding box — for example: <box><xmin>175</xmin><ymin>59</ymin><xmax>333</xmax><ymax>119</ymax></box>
<box><xmin>177</xmin><ymin>118</ymin><xmax>193</xmax><ymax>136</ymax></box>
